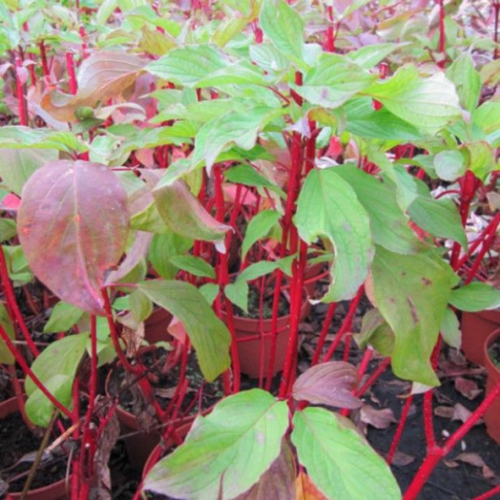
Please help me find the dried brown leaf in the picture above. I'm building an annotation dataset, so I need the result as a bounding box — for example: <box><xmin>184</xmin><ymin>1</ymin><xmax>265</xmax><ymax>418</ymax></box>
<box><xmin>296</xmin><ymin>472</ymin><xmax>328</xmax><ymax>500</ymax></box>
<box><xmin>360</xmin><ymin>405</ymin><xmax>397</xmax><ymax>429</ymax></box>
<box><xmin>454</xmin><ymin>377</ymin><xmax>482</xmax><ymax>400</ymax></box>
<box><xmin>452</xmin><ymin>403</ymin><xmax>475</xmax><ymax>424</ymax></box>
<box><xmin>122</xmin><ymin>323</ymin><xmax>145</xmax><ymax>357</ymax></box>
<box><xmin>434</xmin><ymin>406</ymin><xmax>454</xmax><ymax>419</ymax></box>
<box><xmin>391</xmin><ymin>451</ymin><xmax>415</xmax><ymax>467</ymax></box>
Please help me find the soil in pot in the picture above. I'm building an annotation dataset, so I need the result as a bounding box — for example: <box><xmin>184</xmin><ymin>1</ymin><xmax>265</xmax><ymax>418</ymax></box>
<box><xmin>484</xmin><ymin>331</ymin><xmax>500</xmax><ymax>444</ymax></box>
<box><xmin>0</xmin><ymin>399</ymin><xmax>69</xmax><ymax>498</ymax></box>
<box><xmin>107</xmin><ymin>348</ymin><xmax>223</xmax><ymax>470</ymax></box>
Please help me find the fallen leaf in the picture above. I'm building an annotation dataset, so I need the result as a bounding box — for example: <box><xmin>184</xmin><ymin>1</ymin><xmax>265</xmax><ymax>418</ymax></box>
<box><xmin>454</xmin><ymin>452</ymin><xmax>486</xmax><ymax>468</ymax></box>
<box><xmin>122</xmin><ymin>323</ymin><xmax>145</xmax><ymax>357</ymax></box>
<box><xmin>444</xmin><ymin>459</ymin><xmax>460</xmax><ymax>468</ymax></box>
<box><xmin>452</xmin><ymin>403</ymin><xmax>476</xmax><ymax>424</ymax></box>
<box><xmin>434</xmin><ymin>406</ymin><xmax>454</xmax><ymax>419</ymax></box>
<box><xmin>360</xmin><ymin>405</ymin><xmax>397</xmax><ymax>429</ymax></box>
<box><xmin>455</xmin><ymin>377</ymin><xmax>482</xmax><ymax>400</ymax></box>
<box><xmin>391</xmin><ymin>451</ymin><xmax>415</xmax><ymax>467</ymax></box>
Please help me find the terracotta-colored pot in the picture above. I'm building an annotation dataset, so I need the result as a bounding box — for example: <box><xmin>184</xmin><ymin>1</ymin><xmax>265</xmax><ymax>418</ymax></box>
<box><xmin>144</xmin><ymin>307</ymin><xmax>173</xmax><ymax>344</ymax></box>
<box><xmin>484</xmin><ymin>329</ymin><xmax>500</xmax><ymax>444</ymax></box>
<box><xmin>0</xmin><ymin>397</ymin><xmax>70</xmax><ymax>500</ymax></box>
<box><xmin>461</xmin><ymin>310</ymin><xmax>500</xmax><ymax>365</ymax></box>
<box><xmin>223</xmin><ymin>298</ymin><xmax>310</xmax><ymax>379</ymax></box>
<box><xmin>143</xmin><ymin>422</ymin><xmax>193</xmax><ymax>480</ymax></box>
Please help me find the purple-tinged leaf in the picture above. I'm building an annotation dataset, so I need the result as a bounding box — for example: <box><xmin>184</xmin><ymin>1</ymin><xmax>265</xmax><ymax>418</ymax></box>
<box><xmin>235</xmin><ymin>442</ymin><xmax>295</xmax><ymax>500</ymax></box>
<box><xmin>292</xmin><ymin>361</ymin><xmax>362</xmax><ymax>409</ymax></box>
<box><xmin>18</xmin><ymin>161</ymin><xmax>129</xmax><ymax>315</ymax></box>
<box><xmin>153</xmin><ymin>180</ymin><xmax>230</xmax><ymax>245</ymax></box>
<box><xmin>105</xmin><ymin>231</ymin><xmax>153</xmax><ymax>285</ymax></box>
<box><xmin>41</xmin><ymin>52</ymin><xmax>146</xmax><ymax>122</ymax></box>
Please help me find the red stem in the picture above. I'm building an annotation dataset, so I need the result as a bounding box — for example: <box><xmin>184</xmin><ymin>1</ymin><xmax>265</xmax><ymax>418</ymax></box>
<box><xmin>66</xmin><ymin>52</ymin><xmax>77</xmax><ymax>95</ymax></box>
<box><xmin>404</xmin><ymin>381</ymin><xmax>500</xmax><ymax>500</ymax></box>
<box><xmin>355</xmin><ymin>358</ymin><xmax>391</xmax><ymax>397</ymax></box>
<box><xmin>0</xmin><ymin>323</ymin><xmax>73</xmax><ymax>419</ymax></box>
<box><xmin>311</xmin><ymin>302</ymin><xmax>337</xmax><ymax>365</ymax></box>
<box><xmin>14</xmin><ymin>57</ymin><xmax>28</xmax><ymax>126</ymax></box>
<box><xmin>0</xmin><ymin>246</ymin><xmax>39</xmax><ymax>357</ymax></box>
<box><xmin>213</xmin><ymin>166</ymin><xmax>240</xmax><ymax>393</ymax></box>
<box><xmin>438</xmin><ymin>0</ymin><xmax>446</xmax><ymax>68</ymax></box>
<box><xmin>322</xmin><ymin>286</ymin><xmax>364</xmax><ymax>362</ymax></box>
<box><xmin>474</xmin><ymin>485</ymin><xmax>500</xmax><ymax>500</ymax></box>
<box><xmin>386</xmin><ymin>395</ymin><xmax>413</xmax><ymax>465</ymax></box>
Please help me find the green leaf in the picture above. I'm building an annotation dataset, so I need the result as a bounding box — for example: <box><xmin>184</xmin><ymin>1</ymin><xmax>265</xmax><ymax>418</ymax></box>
<box><xmin>365</xmin><ymin>65</ymin><xmax>461</xmax><ymax>133</ymax></box>
<box><xmin>292</xmin><ymin>407</ymin><xmax>401</xmax><ymax>500</ymax></box>
<box><xmin>199</xmin><ymin>283</ymin><xmax>219</xmax><ymax>305</ymax></box>
<box><xmin>129</xmin><ymin>288</ymin><xmax>153</xmax><ymax>323</ymax></box>
<box><xmin>238</xmin><ymin>261</ymin><xmax>280</xmax><ymax>282</ymax></box>
<box><xmin>225</xmin><ymin>164</ymin><xmax>285</xmax><ymax>198</ymax></box>
<box><xmin>295</xmin><ymin>168</ymin><xmax>374</xmax><ymax>302</ymax></box>
<box><xmin>138</xmin><ymin>280</ymin><xmax>231</xmax><ymax>381</ymax></box>
<box><xmin>146</xmin><ymin>45</ymin><xmax>227</xmax><ymax>86</ymax></box>
<box><xmin>334</xmin><ymin>166</ymin><xmax>425</xmax><ymax>254</ymax></box>
<box><xmin>440</xmin><ymin>307</ymin><xmax>461</xmax><ymax>350</ymax></box>
<box><xmin>249</xmin><ymin>43</ymin><xmax>289</xmax><ymax>73</ymax></box>
<box><xmin>407</xmin><ymin>197</ymin><xmax>467</xmax><ymax>249</ymax></box>
<box><xmin>446</xmin><ymin>54</ymin><xmax>481</xmax><ymax>114</ymax></box>
<box><xmin>433</xmin><ymin>150</ymin><xmax>466</xmax><ymax>182</ymax></box>
<box><xmin>242</xmin><ymin>210</ymin><xmax>281</xmax><ymax>260</ymax></box>
<box><xmin>193</xmin><ymin>107</ymin><xmax>279</xmax><ymax>174</ymax></box>
<box><xmin>25</xmin><ymin>333</ymin><xmax>89</xmax><ymax>426</ymax></box>
<box><xmin>225</xmin><ymin>281</ymin><xmax>249</xmax><ymax>313</ymax></box>
<box><xmin>465</xmin><ymin>141</ymin><xmax>496</xmax><ymax>180</ymax></box>
<box><xmin>293</xmin><ymin>54</ymin><xmax>376</xmax><ymax>109</ymax></box>
<box><xmin>0</xmin><ymin>303</ymin><xmax>15</xmax><ymax>364</ymax></box>
<box><xmin>372</xmin><ymin>247</ymin><xmax>458</xmax><ymax>385</ymax></box>
<box><xmin>344</xmin><ymin>98</ymin><xmax>422</xmax><ymax>141</ymax></box>
<box><xmin>144</xmin><ymin>389</ymin><xmax>288</xmax><ymax>500</ymax></box>
<box><xmin>0</xmin><ymin>149</ymin><xmax>58</xmax><ymax>195</ymax></box>
<box><xmin>169</xmin><ymin>255</ymin><xmax>216</xmax><ymax>279</ymax></box>
<box><xmin>43</xmin><ymin>302</ymin><xmax>84</xmax><ymax>334</ymax></box>
<box><xmin>0</xmin><ymin>219</ymin><xmax>17</xmax><ymax>242</ymax></box>
<box><xmin>259</xmin><ymin>0</ymin><xmax>304</xmax><ymax>63</ymax></box>
<box><xmin>149</xmin><ymin>231</ymin><xmax>193</xmax><ymax>280</ymax></box>
<box><xmin>348</xmin><ymin>43</ymin><xmax>407</xmax><ymax>69</ymax></box>
<box><xmin>449</xmin><ymin>282</ymin><xmax>500</xmax><ymax>312</ymax></box>
<box><xmin>357</xmin><ymin>309</ymin><xmax>394</xmax><ymax>357</ymax></box>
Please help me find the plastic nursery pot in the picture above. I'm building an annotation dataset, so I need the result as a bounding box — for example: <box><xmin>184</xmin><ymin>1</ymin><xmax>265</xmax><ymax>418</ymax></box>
<box><xmin>461</xmin><ymin>309</ymin><xmax>500</xmax><ymax>365</ymax></box>
<box><xmin>484</xmin><ymin>329</ymin><xmax>500</xmax><ymax>444</ymax></box>
<box><xmin>0</xmin><ymin>397</ymin><xmax>70</xmax><ymax>500</ymax></box>
<box><xmin>144</xmin><ymin>307</ymin><xmax>173</xmax><ymax>344</ymax></box>
<box><xmin>222</xmin><ymin>298</ymin><xmax>310</xmax><ymax>379</ymax></box>
<box><xmin>142</xmin><ymin>422</ymin><xmax>193</xmax><ymax>481</ymax></box>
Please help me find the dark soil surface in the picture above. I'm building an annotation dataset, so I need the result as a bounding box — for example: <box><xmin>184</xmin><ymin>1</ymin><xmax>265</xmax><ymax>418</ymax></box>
<box><xmin>0</xmin><ymin>412</ymin><xmax>67</xmax><ymax>494</ymax></box>
<box><xmin>108</xmin><ymin>348</ymin><xmax>224</xmax><ymax>418</ymax></box>
<box><xmin>300</xmin><ymin>291</ymin><xmax>500</xmax><ymax>500</ymax></box>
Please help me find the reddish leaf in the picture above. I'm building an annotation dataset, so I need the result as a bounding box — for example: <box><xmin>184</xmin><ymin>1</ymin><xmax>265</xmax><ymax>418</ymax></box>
<box><xmin>296</xmin><ymin>472</ymin><xmax>328</xmax><ymax>500</ymax></box>
<box><xmin>18</xmin><ymin>161</ymin><xmax>129</xmax><ymax>315</ymax></box>
<box><xmin>167</xmin><ymin>317</ymin><xmax>188</xmax><ymax>345</ymax></box>
<box><xmin>360</xmin><ymin>405</ymin><xmax>397</xmax><ymax>429</ymax></box>
<box><xmin>235</xmin><ymin>442</ymin><xmax>295</xmax><ymax>500</ymax></box>
<box><xmin>292</xmin><ymin>361</ymin><xmax>362</xmax><ymax>409</ymax></box>
<box><xmin>41</xmin><ymin>52</ymin><xmax>146</xmax><ymax>122</ymax></box>
<box><xmin>153</xmin><ymin>180</ymin><xmax>231</xmax><ymax>246</ymax></box>
<box><xmin>454</xmin><ymin>377</ymin><xmax>482</xmax><ymax>400</ymax></box>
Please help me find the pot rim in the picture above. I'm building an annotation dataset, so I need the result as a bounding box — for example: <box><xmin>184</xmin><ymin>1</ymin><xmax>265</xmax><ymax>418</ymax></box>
<box><xmin>484</xmin><ymin>329</ymin><xmax>500</xmax><ymax>376</ymax></box>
